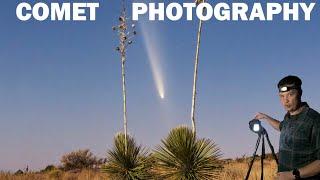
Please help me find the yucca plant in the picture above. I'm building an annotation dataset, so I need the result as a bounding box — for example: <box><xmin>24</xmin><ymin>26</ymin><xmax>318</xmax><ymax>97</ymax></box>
<box><xmin>153</xmin><ymin>126</ymin><xmax>222</xmax><ymax>180</ymax></box>
<box><xmin>101</xmin><ymin>133</ymin><xmax>154</xmax><ymax>179</ymax></box>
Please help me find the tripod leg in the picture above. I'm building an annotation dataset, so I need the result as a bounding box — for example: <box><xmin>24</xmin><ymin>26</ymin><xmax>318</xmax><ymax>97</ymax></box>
<box><xmin>245</xmin><ymin>135</ymin><xmax>261</xmax><ymax>180</ymax></box>
<box><xmin>265</xmin><ymin>131</ymin><xmax>279</xmax><ymax>164</ymax></box>
<box><xmin>261</xmin><ymin>135</ymin><xmax>265</xmax><ymax>180</ymax></box>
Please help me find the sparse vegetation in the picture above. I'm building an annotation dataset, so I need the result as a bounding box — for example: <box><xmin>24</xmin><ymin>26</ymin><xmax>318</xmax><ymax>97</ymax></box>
<box><xmin>0</xmin><ymin>157</ymin><xmax>277</xmax><ymax>179</ymax></box>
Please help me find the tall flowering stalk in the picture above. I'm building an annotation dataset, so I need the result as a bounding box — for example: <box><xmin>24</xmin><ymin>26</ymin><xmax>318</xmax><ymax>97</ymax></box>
<box><xmin>112</xmin><ymin>0</ymin><xmax>136</xmax><ymax>154</ymax></box>
<box><xmin>191</xmin><ymin>0</ymin><xmax>205</xmax><ymax>135</ymax></box>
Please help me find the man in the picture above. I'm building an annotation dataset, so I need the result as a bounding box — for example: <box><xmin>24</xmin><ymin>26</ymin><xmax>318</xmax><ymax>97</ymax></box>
<box><xmin>255</xmin><ymin>75</ymin><xmax>320</xmax><ymax>180</ymax></box>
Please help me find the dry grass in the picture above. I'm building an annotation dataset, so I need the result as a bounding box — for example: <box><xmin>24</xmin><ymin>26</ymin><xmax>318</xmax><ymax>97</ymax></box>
<box><xmin>0</xmin><ymin>169</ymin><xmax>108</xmax><ymax>180</ymax></box>
<box><xmin>1</xmin><ymin>158</ymin><xmax>277</xmax><ymax>180</ymax></box>
<box><xmin>220</xmin><ymin>158</ymin><xmax>277</xmax><ymax>180</ymax></box>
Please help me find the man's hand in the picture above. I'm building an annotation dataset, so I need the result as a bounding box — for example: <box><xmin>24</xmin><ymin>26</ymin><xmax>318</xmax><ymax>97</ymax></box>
<box><xmin>277</xmin><ymin>171</ymin><xmax>295</xmax><ymax>180</ymax></box>
<box><xmin>253</xmin><ymin>112</ymin><xmax>281</xmax><ymax>131</ymax></box>
<box><xmin>254</xmin><ymin>112</ymin><xmax>271</xmax><ymax>121</ymax></box>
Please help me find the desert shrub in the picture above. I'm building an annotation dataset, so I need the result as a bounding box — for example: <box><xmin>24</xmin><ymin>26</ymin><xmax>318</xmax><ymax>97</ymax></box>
<box><xmin>40</xmin><ymin>164</ymin><xmax>57</xmax><ymax>173</ymax></box>
<box><xmin>60</xmin><ymin>149</ymin><xmax>102</xmax><ymax>171</ymax></box>
<box><xmin>14</xmin><ymin>169</ymin><xmax>24</xmax><ymax>175</ymax></box>
<box><xmin>48</xmin><ymin>169</ymin><xmax>63</xmax><ymax>179</ymax></box>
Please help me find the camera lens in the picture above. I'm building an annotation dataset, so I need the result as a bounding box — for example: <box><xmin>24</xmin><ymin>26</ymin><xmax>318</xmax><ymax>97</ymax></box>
<box><xmin>253</xmin><ymin>124</ymin><xmax>260</xmax><ymax>132</ymax></box>
<box><xmin>249</xmin><ymin>119</ymin><xmax>263</xmax><ymax>134</ymax></box>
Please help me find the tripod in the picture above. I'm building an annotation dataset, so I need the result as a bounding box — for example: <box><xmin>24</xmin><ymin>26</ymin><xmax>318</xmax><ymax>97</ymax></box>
<box><xmin>245</xmin><ymin>128</ymin><xmax>279</xmax><ymax>180</ymax></box>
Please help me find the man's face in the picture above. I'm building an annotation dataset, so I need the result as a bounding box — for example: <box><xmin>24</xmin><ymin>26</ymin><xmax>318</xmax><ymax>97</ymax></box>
<box><xmin>279</xmin><ymin>89</ymin><xmax>301</xmax><ymax>113</ymax></box>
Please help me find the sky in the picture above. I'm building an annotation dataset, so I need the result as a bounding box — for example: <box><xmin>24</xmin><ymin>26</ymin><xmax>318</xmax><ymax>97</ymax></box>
<box><xmin>1</xmin><ymin>0</ymin><xmax>320</xmax><ymax>171</ymax></box>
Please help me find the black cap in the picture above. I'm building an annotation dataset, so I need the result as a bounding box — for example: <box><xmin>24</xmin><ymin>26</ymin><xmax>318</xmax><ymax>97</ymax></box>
<box><xmin>277</xmin><ymin>75</ymin><xmax>302</xmax><ymax>93</ymax></box>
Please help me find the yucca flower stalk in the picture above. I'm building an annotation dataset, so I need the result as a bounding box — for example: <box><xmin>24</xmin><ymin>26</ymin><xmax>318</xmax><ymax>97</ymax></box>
<box><xmin>112</xmin><ymin>0</ymin><xmax>137</xmax><ymax>154</ymax></box>
<box><xmin>191</xmin><ymin>0</ymin><xmax>206</xmax><ymax>135</ymax></box>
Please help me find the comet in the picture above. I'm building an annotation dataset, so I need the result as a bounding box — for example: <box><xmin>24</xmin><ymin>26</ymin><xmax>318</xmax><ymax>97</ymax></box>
<box><xmin>140</xmin><ymin>21</ymin><xmax>166</xmax><ymax>100</ymax></box>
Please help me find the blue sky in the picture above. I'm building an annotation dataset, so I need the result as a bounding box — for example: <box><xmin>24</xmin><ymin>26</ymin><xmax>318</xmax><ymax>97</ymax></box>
<box><xmin>1</xmin><ymin>0</ymin><xmax>320</xmax><ymax>171</ymax></box>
